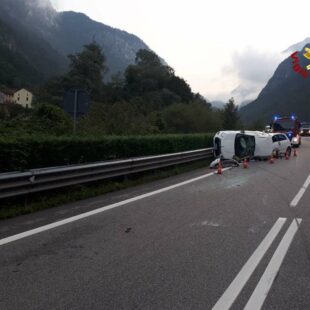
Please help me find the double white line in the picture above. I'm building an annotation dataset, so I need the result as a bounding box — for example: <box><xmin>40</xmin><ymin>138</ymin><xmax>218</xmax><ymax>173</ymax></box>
<box><xmin>213</xmin><ymin>217</ymin><xmax>302</xmax><ymax>310</ymax></box>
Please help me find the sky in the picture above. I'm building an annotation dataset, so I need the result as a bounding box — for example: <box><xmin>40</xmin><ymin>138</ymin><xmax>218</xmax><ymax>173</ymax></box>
<box><xmin>50</xmin><ymin>0</ymin><xmax>310</xmax><ymax>104</ymax></box>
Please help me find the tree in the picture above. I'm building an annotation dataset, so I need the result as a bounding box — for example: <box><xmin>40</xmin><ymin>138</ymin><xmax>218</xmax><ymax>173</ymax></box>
<box><xmin>78</xmin><ymin>101</ymin><xmax>159</xmax><ymax>136</ymax></box>
<box><xmin>35</xmin><ymin>76</ymin><xmax>64</xmax><ymax>106</ymax></box>
<box><xmin>223</xmin><ymin>98</ymin><xmax>240</xmax><ymax>130</ymax></box>
<box><xmin>135</xmin><ymin>49</ymin><xmax>162</xmax><ymax>67</ymax></box>
<box><xmin>0</xmin><ymin>104</ymin><xmax>32</xmax><ymax>136</ymax></box>
<box><xmin>0</xmin><ymin>103</ymin><xmax>27</xmax><ymax>119</ymax></box>
<box><xmin>77</xmin><ymin>102</ymin><xmax>108</xmax><ymax>135</ymax></box>
<box><xmin>31</xmin><ymin>103</ymin><xmax>72</xmax><ymax>135</ymax></box>
<box><xmin>63</xmin><ymin>42</ymin><xmax>107</xmax><ymax>100</ymax></box>
<box><xmin>125</xmin><ymin>49</ymin><xmax>173</xmax><ymax>95</ymax></box>
<box><xmin>103</xmin><ymin>73</ymin><xmax>127</xmax><ymax>103</ymax></box>
<box><xmin>162</xmin><ymin>102</ymin><xmax>220</xmax><ymax>133</ymax></box>
<box><xmin>165</xmin><ymin>76</ymin><xmax>193</xmax><ymax>102</ymax></box>
<box><xmin>249</xmin><ymin>119</ymin><xmax>264</xmax><ymax>131</ymax></box>
<box><xmin>125</xmin><ymin>49</ymin><xmax>193</xmax><ymax>104</ymax></box>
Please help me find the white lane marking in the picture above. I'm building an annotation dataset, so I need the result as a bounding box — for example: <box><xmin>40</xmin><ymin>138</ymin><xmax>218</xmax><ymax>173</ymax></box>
<box><xmin>244</xmin><ymin>218</ymin><xmax>302</xmax><ymax>310</ymax></box>
<box><xmin>290</xmin><ymin>188</ymin><xmax>306</xmax><ymax>207</ymax></box>
<box><xmin>212</xmin><ymin>218</ymin><xmax>287</xmax><ymax>310</ymax></box>
<box><xmin>290</xmin><ymin>175</ymin><xmax>310</xmax><ymax>207</ymax></box>
<box><xmin>304</xmin><ymin>175</ymin><xmax>310</xmax><ymax>188</ymax></box>
<box><xmin>0</xmin><ymin>168</ymin><xmax>231</xmax><ymax>247</ymax></box>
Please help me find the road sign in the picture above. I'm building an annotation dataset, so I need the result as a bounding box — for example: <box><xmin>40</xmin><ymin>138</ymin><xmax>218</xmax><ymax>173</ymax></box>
<box><xmin>62</xmin><ymin>89</ymin><xmax>90</xmax><ymax>134</ymax></box>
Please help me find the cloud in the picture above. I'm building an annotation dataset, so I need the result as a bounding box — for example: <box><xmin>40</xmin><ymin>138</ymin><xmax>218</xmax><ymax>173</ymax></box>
<box><xmin>224</xmin><ymin>47</ymin><xmax>284</xmax><ymax>104</ymax></box>
<box><xmin>231</xmin><ymin>84</ymin><xmax>258</xmax><ymax>100</ymax></box>
<box><xmin>203</xmin><ymin>47</ymin><xmax>285</xmax><ymax>105</ymax></box>
<box><xmin>50</xmin><ymin>0</ymin><xmax>61</xmax><ymax>10</ymax></box>
<box><xmin>232</xmin><ymin>47</ymin><xmax>282</xmax><ymax>83</ymax></box>
<box><xmin>28</xmin><ymin>0</ymin><xmax>53</xmax><ymax>9</ymax></box>
<box><xmin>24</xmin><ymin>0</ymin><xmax>57</xmax><ymax>26</ymax></box>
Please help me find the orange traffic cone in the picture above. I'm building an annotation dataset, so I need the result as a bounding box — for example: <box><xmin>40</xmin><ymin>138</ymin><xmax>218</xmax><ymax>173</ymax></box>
<box><xmin>217</xmin><ymin>160</ymin><xmax>222</xmax><ymax>175</ymax></box>
<box><xmin>269</xmin><ymin>155</ymin><xmax>274</xmax><ymax>164</ymax></box>
<box><xmin>243</xmin><ymin>158</ymin><xmax>248</xmax><ymax>168</ymax></box>
<box><xmin>293</xmin><ymin>148</ymin><xmax>297</xmax><ymax>157</ymax></box>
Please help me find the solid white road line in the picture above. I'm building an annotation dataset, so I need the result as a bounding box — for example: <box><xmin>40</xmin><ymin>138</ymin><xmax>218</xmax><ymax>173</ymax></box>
<box><xmin>244</xmin><ymin>218</ymin><xmax>302</xmax><ymax>310</ymax></box>
<box><xmin>212</xmin><ymin>217</ymin><xmax>287</xmax><ymax>310</ymax></box>
<box><xmin>290</xmin><ymin>175</ymin><xmax>310</xmax><ymax>207</ymax></box>
<box><xmin>0</xmin><ymin>168</ymin><xmax>231</xmax><ymax>247</ymax></box>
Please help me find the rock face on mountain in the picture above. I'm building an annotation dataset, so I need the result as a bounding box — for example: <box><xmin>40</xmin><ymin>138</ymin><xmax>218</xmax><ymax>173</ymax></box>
<box><xmin>49</xmin><ymin>11</ymin><xmax>150</xmax><ymax>78</ymax></box>
<box><xmin>240</xmin><ymin>44</ymin><xmax>310</xmax><ymax>124</ymax></box>
<box><xmin>0</xmin><ymin>0</ymin><xmax>151</xmax><ymax>87</ymax></box>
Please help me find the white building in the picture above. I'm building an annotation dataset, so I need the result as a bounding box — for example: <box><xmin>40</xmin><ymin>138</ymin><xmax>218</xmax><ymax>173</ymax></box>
<box><xmin>0</xmin><ymin>92</ymin><xmax>6</xmax><ymax>104</ymax></box>
<box><xmin>0</xmin><ymin>90</ymin><xmax>14</xmax><ymax>104</ymax></box>
<box><xmin>13</xmin><ymin>89</ymin><xmax>33</xmax><ymax>108</ymax></box>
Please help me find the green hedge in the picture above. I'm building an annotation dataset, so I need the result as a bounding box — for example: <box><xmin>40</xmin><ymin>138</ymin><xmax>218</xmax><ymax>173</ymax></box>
<box><xmin>0</xmin><ymin>134</ymin><xmax>214</xmax><ymax>173</ymax></box>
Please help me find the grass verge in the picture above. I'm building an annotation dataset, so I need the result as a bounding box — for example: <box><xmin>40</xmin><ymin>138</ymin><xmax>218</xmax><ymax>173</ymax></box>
<box><xmin>0</xmin><ymin>159</ymin><xmax>212</xmax><ymax>220</ymax></box>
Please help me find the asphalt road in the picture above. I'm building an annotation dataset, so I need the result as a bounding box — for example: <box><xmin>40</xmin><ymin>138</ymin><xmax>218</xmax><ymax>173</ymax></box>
<box><xmin>1</xmin><ymin>138</ymin><xmax>310</xmax><ymax>310</ymax></box>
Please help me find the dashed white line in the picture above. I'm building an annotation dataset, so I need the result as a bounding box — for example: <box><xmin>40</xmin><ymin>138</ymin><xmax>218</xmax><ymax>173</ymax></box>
<box><xmin>244</xmin><ymin>218</ymin><xmax>302</xmax><ymax>310</ymax></box>
<box><xmin>212</xmin><ymin>217</ymin><xmax>287</xmax><ymax>310</ymax></box>
<box><xmin>290</xmin><ymin>175</ymin><xmax>310</xmax><ymax>207</ymax></box>
<box><xmin>0</xmin><ymin>168</ymin><xmax>231</xmax><ymax>247</ymax></box>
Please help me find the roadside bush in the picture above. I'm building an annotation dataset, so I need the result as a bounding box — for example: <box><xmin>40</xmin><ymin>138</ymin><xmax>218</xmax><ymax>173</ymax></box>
<box><xmin>0</xmin><ymin>133</ymin><xmax>214</xmax><ymax>172</ymax></box>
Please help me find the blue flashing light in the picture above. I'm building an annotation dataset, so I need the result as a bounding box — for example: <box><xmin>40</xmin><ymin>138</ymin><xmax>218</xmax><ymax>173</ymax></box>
<box><xmin>287</xmin><ymin>132</ymin><xmax>293</xmax><ymax>140</ymax></box>
<box><xmin>274</xmin><ymin>116</ymin><xmax>278</xmax><ymax>121</ymax></box>
<box><xmin>291</xmin><ymin>115</ymin><xmax>295</xmax><ymax>120</ymax></box>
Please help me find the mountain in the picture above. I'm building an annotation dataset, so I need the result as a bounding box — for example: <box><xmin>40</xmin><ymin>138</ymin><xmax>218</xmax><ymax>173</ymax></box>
<box><xmin>284</xmin><ymin>38</ymin><xmax>310</xmax><ymax>53</ymax></box>
<box><xmin>49</xmin><ymin>11</ymin><xmax>152</xmax><ymax>79</ymax></box>
<box><xmin>239</xmin><ymin>100</ymin><xmax>251</xmax><ymax>108</ymax></box>
<box><xmin>0</xmin><ymin>0</ymin><xmax>151</xmax><ymax>88</ymax></box>
<box><xmin>211</xmin><ymin>99</ymin><xmax>250</xmax><ymax>110</ymax></box>
<box><xmin>240</xmin><ymin>43</ymin><xmax>310</xmax><ymax>124</ymax></box>
<box><xmin>211</xmin><ymin>100</ymin><xmax>225</xmax><ymax>109</ymax></box>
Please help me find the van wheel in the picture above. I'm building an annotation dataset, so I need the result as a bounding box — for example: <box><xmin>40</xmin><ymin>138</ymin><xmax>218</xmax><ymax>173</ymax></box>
<box><xmin>286</xmin><ymin>147</ymin><xmax>291</xmax><ymax>157</ymax></box>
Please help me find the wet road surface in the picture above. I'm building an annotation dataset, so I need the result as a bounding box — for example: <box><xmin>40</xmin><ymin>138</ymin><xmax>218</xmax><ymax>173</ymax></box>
<box><xmin>1</xmin><ymin>138</ymin><xmax>310</xmax><ymax>309</ymax></box>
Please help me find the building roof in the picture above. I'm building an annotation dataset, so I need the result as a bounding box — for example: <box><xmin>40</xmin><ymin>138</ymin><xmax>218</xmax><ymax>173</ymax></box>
<box><xmin>0</xmin><ymin>88</ymin><xmax>15</xmax><ymax>95</ymax></box>
<box><xmin>15</xmin><ymin>88</ymin><xmax>33</xmax><ymax>94</ymax></box>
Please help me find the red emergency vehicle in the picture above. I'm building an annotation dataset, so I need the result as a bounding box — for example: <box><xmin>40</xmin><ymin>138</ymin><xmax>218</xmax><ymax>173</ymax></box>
<box><xmin>271</xmin><ymin>116</ymin><xmax>301</xmax><ymax>147</ymax></box>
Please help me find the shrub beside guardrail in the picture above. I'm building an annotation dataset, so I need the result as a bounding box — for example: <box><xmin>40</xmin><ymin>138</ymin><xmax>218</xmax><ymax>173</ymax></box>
<box><xmin>0</xmin><ymin>134</ymin><xmax>214</xmax><ymax>172</ymax></box>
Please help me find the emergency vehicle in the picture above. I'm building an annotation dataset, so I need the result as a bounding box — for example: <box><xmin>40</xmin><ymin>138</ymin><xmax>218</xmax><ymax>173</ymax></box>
<box><xmin>271</xmin><ymin>116</ymin><xmax>301</xmax><ymax>147</ymax></box>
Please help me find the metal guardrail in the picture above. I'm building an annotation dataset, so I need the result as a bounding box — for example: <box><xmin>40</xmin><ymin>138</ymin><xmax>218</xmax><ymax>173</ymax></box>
<box><xmin>0</xmin><ymin>148</ymin><xmax>214</xmax><ymax>199</ymax></box>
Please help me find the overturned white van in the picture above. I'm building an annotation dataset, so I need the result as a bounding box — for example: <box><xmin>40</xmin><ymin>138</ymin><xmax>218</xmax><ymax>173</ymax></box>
<box><xmin>213</xmin><ymin>131</ymin><xmax>291</xmax><ymax>160</ymax></box>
